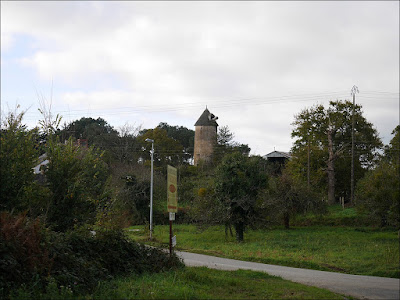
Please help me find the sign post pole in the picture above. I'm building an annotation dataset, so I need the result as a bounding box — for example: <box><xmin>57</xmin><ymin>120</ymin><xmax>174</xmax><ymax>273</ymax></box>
<box><xmin>167</xmin><ymin>165</ymin><xmax>178</xmax><ymax>256</ymax></box>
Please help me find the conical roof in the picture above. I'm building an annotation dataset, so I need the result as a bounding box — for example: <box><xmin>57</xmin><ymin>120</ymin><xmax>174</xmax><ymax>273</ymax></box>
<box><xmin>194</xmin><ymin>108</ymin><xmax>218</xmax><ymax>126</ymax></box>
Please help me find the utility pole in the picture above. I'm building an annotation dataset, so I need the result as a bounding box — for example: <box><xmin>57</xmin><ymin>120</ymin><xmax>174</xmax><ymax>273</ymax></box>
<box><xmin>307</xmin><ymin>138</ymin><xmax>310</xmax><ymax>190</ymax></box>
<box><xmin>145</xmin><ymin>138</ymin><xmax>154</xmax><ymax>240</ymax></box>
<box><xmin>351</xmin><ymin>85</ymin><xmax>359</xmax><ymax>205</ymax></box>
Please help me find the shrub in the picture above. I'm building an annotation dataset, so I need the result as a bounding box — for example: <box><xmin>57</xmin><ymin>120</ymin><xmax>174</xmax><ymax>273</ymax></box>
<box><xmin>356</xmin><ymin>161</ymin><xmax>399</xmax><ymax>228</ymax></box>
<box><xmin>1</xmin><ymin>212</ymin><xmax>184</xmax><ymax>298</ymax></box>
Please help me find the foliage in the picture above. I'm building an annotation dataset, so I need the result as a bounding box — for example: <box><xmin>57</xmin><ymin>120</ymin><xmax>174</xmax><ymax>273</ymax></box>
<box><xmin>58</xmin><ymin>117</ymin><xmax>133</xmax><ymax>163</ymax></box>
<box><xmin>187</xmin><ymin>175</ymin><xmax>229</xmax><ymax>230</ymax></box>
<box><xmin>0</xmin><ymin>212</ymin><xmax>51</xmax><ymax>298</ymax></box>
<box><xmin>157</xmin><ymin>122</ymin><xmax>195</xmax><ymax>160</ymax></box>
<box><xmin>384</xmin><ymin>125</ymin><xmax>400</xmax><ymax>164</ymax></box>
<box><xmin>262</xmin><ymin>168</ymin><xmax>326</xmax><ymax>229</ymax></box>
<box><xmin>1</xmin><ymin>212</ymin><xmax>183</xmax><ymax>298</ymax></box>
<box><xmin>214</xmin><ymin>125</ymin><xmax>251</xmax><ymax>165</ymax></box>
<box><xmin>44</xmin><ymin>138</ymin><xmax>111</xmax><ymax>232</ymax></box>
<box><xmin>59</xmin><ymin>117</ymin><xmax>118</xmax><ymax>142</ymax></box>
<box><xmin>0</xmin><ymin>109</ymin><xmax>40</xmax><ymax>212</ymax></box>
<box><xmin>215</xmin><ymin>152</ymin><xmax>267</xmax><ymax>241</ymax></box>
<box><xmin>119</xmin><ymin>175</ymin><xmax>150</xmax><ymax>224</ymax></box>
<box><xmin>291</xmin><ymin>100</ymin><xmax>382</xmax><ymax>204</ymax></box>
<box><xmin>137</xmin><ymin>127</ymin><xmax>185</xmax><ymax>170</ymax></box>
<box><xmin>355</xmin><ymin>161</ymin><xmax>399</xmax><ymax>228</ymax></box>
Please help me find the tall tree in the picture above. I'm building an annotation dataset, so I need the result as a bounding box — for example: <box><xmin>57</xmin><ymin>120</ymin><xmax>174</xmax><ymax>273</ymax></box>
<box><xmin>156</xmin><ymin>122</ymin><xmax>195</xmax><ymax>161</ymax></box>
<box><xmin>0</xmin><ymin>109</ymin><xmax>40</xmax><ymax>212</ymax></box>
<box><xmin>215</xmin><ymin>152</ymin><xmax>267</xmax><ymax>242</ymax></box>
<box><xmin>384</xmin><ymin>125</ymin><xmax>400</xmax><ymax>165</ymax></box>
<box><xmin>291</xmin><ymin>100</ymin><xmax>382</xmax><ymax>204</ymax></box>
<box><xmin>214</xmin><ymin>125</ymin><xmax>251</xmax><ymax>165</ymax></box>
<box><xmin>262</xmin><ymin>167</ymin><xmax>325</xmax><ymax>229</ymax></box>
<box><xmin>137</xmin><ymin>127</ymin><xmax>185</xmax><ymax>169</ymax></box>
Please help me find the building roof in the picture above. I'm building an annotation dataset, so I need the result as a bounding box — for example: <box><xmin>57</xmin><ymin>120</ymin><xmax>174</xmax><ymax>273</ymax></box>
<box><xmin>263</xmin><ymin>151</ymin><xmax>291</xmax><ymax>159</ymax></box>
<box><xmin>194</xmin><ymin>108</ymin><xmax>219</xmax><ymax>127</ymax></box>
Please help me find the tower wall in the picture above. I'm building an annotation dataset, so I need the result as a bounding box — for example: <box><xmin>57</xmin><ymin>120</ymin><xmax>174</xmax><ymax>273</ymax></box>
<box><xmin>194</xmin><ymin>125</ymin><xmax>217</xmax><ymax>166</ymax></box>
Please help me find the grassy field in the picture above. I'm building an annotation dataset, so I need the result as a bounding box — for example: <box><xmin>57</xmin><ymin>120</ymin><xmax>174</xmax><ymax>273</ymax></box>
<box><xmin>127</xmin><ymin>223</ymin><xmax>399</xmax><ymax>278</ymax></box>
<box><xmin>77</xmin><ymin>267</ymin><xmax>348</xmax><ymax>299</ymax></box>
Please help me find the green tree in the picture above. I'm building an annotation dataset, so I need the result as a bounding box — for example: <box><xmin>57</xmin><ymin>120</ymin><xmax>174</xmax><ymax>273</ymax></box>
<box><xmin>137</xmin><ymin>127</ymin><xmax>185</xmax><ymax>170</ymax></box>
<box><xmin>262</xmin><ymin>168</ymin><xmax>325</xmax><ymax>229</ymax></box>
<box><xmin>157</xmin><ymin>122</ymin><xmax>195</xmax><ymax>161</ymax></box>
<box><xmin>355</xmin><ymin>161</ymin><xmax>399</xmax><ymax>227</ymax></box>
<box><xmin>214</xmin><ymin>125</ymin><xmax>251</xmax><ymax>165</ymax></box>
<box><xmin>215</xmin><ymin>152</ymin><xmax>267</xmax><ymax>242</ymax></box>
<box><xmin>44</xmin><ymin>138</ymin><xmax>111</xmax><ymax>231</ymax></box>
<box><xmin>384</xmin><ymin>125</ymin><xmax>400</xmax><ymax>165</ymax></box>
<box><xmin>0</xmin><ymin>109</ymin><xmax>40</xmax><ymax>212</ymax></box>
<box><xmin>291</xmin><ymin>100</ymin><xmax>382</xmax><ymax>204</ymax></box>
<box><xmin>356</xmin><ymin>126</ymin><xmax>400</xmax><ymax>227</ymax></box>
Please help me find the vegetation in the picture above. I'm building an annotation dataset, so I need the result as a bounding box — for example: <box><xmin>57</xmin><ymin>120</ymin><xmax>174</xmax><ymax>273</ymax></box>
<box><xmin>80</xmin><ymin>267</ymin><xmax>345</xmax><ymax>300</ymax></box>
<box><xmin>1</xmin><ymin>212</ymin><xmax>183</xmax><ymax>299</ymax></box>
<box><xmin>127</xmin><ymin>224</ymin><xmax>399</xmax><ymax>278</ymax></box>
<box><xmin>1</xmin><ymin>99</ymin><xmax>398</xmax><ymax>298</ymax></box>
<box><xmin>0</xmin><ymin>109</ymin><xmax>40</xmax><ymax>212</ymax></box>
<box><xmin>355</xmin><ymin>126</ymin><xmax>400</xmax><ymax>228</ymax></box>
<box><xmin>261</xmin><ymin>169</ymin><xmax>325</xmax><ymax>229</ymax></box>
<box><xmin>215</xmin><ymin>152</ymin><xmax>267</xmax><ymax>242</ymax></box>
<box><xmin>291</xmin><ymin>100</ymin><xmax>382</xmax><ymax>204</ymax></box>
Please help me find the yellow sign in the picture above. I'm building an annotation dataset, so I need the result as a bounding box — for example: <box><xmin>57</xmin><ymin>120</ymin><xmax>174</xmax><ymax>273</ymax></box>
<box><xmin>167</xmin><ymin>165</ymin><xmax>178</xmax><ymax>213</ymax></box>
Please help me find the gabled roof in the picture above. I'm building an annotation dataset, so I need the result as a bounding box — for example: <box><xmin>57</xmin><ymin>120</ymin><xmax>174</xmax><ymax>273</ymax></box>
<box><xmin>264</xmin><ymin>151</ymin><xmax>291</xmax><ymax>159</ymax></box>
<box><xmin>194</xmin><ymin>108</ymin><xmax>218</xmax><ymax>127</ymax></box>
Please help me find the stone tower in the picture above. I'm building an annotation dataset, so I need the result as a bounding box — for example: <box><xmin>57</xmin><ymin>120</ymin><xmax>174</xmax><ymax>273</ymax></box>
<box><xmin>194</xmin><ymin>108</ymin><xmax>218</xmax><ymax>166</ymax></box>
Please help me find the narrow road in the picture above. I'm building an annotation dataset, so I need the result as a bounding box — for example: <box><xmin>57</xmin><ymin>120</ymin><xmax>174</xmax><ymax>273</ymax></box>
<box><xmin>176</xmin><ymin>251</ymin><xmax>400</xmax><ymax>300</ymax></box>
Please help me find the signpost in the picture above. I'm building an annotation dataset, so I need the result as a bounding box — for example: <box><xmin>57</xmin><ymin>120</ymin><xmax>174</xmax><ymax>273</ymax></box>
<box><xmin>167</xmin><ymin>165</ymin><xmax>178</xmax><ymax>256</ymax></box>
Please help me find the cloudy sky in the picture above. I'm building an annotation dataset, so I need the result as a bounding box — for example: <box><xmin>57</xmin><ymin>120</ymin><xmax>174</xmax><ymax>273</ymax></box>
<box><xmin>1</xmin><ymin>1</ymin><xmax>399</xmax><ymax>155</ymax></box>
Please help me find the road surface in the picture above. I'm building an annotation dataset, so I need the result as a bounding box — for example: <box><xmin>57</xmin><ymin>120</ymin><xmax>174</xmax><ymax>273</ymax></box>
<box><xmin>176</xmin><ymin>251</ymin><xmax>400</xmax><ymax>300</ymax></box>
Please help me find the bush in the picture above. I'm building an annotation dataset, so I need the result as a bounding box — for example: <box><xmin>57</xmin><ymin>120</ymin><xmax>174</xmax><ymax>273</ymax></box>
<box><xmin>1</xmin><ymin>212</ymin><xmax>184</xmax><ymax>298</ymax></box>
<box><xmin>356</xmin><ymin>161</ymin><xmax>400</xmax><ymax>228</ymax></box>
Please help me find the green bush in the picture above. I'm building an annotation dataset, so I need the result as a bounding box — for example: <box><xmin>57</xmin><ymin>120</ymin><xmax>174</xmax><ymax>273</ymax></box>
<box><xmin>356</xmin><ymin>161</ymin><xmax>399</xmax><ymax>228</ymax></box>
<box><xmin>1</xmin><ymin>212</ymin><xmax>184</xmax><ymax>298</ymax></box>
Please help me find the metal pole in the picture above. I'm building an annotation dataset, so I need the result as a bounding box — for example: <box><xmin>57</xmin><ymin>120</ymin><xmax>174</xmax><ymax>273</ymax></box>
<box><xmin>169</xmin><ymin>219</ymin><xmax>172</xmax><ymax>256</ymax></box>
<box><xmin>150</xmin><ymin>141</ymin><xmax>154</xmax><ymax>240</ymax></box>
<box><xmin>351</xmin><ymin>85</ymin><xmax>358</xmax><ymax>205</ymax></box>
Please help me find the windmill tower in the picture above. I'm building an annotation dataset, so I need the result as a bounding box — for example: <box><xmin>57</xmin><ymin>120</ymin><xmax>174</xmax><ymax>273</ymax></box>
<box><xmin>194</xmin><ymin>108</ymin><xmax>218</xmax><ymax>166</ymax></box>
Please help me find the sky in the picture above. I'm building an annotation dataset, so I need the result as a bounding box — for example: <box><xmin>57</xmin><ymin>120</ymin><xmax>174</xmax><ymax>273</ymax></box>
<box><xmin>1</xmin><ymin>1</ymin><xmax>399</xmax><ymax>156</ymax></box>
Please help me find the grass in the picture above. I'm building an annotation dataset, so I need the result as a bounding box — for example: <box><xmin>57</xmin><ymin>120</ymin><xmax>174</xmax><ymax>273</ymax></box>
<box><xmin>84</xmin><ymin>267</ymin><xmax>348</xmax><ymax>299</ymax></box>
<box><xmin>127</xmin><ymin>223</ymin><xmax>400</xmax><ymax>278</ymax></box>
<box><xmin>293</xmin><ymin>205</ymin><xmax>371</xmax><ymax>226</ymax></box>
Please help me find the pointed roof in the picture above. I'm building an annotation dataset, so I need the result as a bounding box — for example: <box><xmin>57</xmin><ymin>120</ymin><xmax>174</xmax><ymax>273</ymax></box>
<box><xmin>194</xmin><ymin>108</ymin><xmax>218</xmax><ymax>126</ymax></box>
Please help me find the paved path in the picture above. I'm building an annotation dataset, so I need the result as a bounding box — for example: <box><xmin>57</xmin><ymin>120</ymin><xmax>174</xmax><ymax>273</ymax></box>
<box><xmin>176</xmin><ymin>251</ymin><xmax>400</xmax><ymax>300</ymax></box>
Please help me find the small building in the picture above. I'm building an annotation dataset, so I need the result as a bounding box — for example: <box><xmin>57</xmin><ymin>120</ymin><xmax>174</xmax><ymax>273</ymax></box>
<box><xmin>263</xmin><ymin>151</ymin><xmax>291</xmax><ymax>174</ymax></box>
<box><xmin>263</xmin><ymin>151</ymin><xmax>291</xmax><ymax>163</ymax></box>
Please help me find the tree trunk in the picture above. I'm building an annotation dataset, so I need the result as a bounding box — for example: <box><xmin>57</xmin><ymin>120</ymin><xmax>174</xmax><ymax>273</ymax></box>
<box><xmin>283</xmin><ymin>212</ymin><xmax>290</xmax><ymax>229</ymax></box>
<box><xmin>234</xmin><ymin>222</ymin><xmax>244</xmax><ymax>242</ymax></box>
<box><xmin>327</xmin><ymin>128</ymin><xmax>336</xmax><ymax>205</ymax></box>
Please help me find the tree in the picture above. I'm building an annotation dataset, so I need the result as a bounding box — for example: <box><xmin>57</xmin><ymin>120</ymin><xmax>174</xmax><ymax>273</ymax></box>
<box><xmin>384</xmin><ymin>125</ymin><xmax>400</xmax><ymax>165</ymax></box>
<box><xmin>214</xmin><ymin>125</ymin><xmax>251</xmax><ymax>165</ymax></box>
<box><xmin>215</xmin><ymin>152</ymin><xmax>267</xmax><ymax>242</ymax></box>
<box><xmin>262</xmin><ymin>168</ymin><xmax>325</xmax><ymax>229</ymax></box>
<box><xmin>356</xmin><ymin>126</ymin><xmax>400</xmax><ymax>228</ymax></box>
<box><xmin>44</xmin><ymin>138</ymin><xmax>111</xmax><ymax>231</ymax></box>
<box><xmin>157</xmin><ymin>122</ymin><xmax>195</xmax><ymax>161</ymax></box>
<box><xmin>291</xmin><ymin>100</ymin><xmax>382</xmax><ymax>204</ymax></box>
<box><xmin>0</xmin><ymin>108</ymin><xmax>41</xmax><ymax>212</ymax></box>
<box><xmin>356</xmin><ymin>161</ymin><xmax>399</xmax><ymax>227</ymax></box>
<box><xmin>137</xmin><ymin>127</ymin><xmax>185</xmax><ymax>169</ymax></box>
